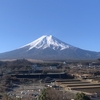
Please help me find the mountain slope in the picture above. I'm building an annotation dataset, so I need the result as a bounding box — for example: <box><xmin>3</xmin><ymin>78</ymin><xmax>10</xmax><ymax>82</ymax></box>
<box><xmin>0</xmin><ymin>35</ymin><xmax>100</xmax><ymax>60</ymax></box>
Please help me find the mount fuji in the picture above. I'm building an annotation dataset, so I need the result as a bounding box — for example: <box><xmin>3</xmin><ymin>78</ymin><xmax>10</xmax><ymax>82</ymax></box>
<box><xmin>0</xmin><ymin>35</ymin><xmax>100</xmax><ymax>60</ymax></box>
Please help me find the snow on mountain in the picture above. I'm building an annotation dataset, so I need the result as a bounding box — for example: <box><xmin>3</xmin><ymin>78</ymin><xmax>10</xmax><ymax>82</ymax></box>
<box><xmin>22</xmin><ymin>35</ymin><xmax>72</xmax><ymax>50</ymax></box>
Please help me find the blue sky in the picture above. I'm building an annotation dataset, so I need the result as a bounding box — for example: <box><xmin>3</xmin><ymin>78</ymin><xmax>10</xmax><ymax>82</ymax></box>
<box><xmin>0</xmin><ymin>0</ymin><xmax>100</xmax><ymax>53</ymax></box>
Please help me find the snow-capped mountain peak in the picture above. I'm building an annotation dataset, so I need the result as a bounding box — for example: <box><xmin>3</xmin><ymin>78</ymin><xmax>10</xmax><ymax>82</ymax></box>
<box><xmin>22</xmin><ymin>35</ymin><xmax>71</xmax><ymax>50</ymax></box>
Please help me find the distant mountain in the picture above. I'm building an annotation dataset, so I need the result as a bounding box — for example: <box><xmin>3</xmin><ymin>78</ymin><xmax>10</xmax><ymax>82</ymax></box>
<box><xmin>0</xmin><ymin>35</ymin><xmax>100</xmax><ymax>60</ymax></box>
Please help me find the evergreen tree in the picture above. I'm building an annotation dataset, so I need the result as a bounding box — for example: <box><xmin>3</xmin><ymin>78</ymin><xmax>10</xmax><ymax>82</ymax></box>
<box><xmin>38</xmin><ymin>88</ymin><xmax>47</xmax><ymax>100</ymax></box>
<box><xmin>74</xmin><ymin>93</ymin><xmax>91</xmax><ymax>100</ymax></box>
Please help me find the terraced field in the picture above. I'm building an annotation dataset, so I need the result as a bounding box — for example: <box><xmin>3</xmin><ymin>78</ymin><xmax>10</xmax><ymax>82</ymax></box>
<box><xmin>56</xmin><ymin>79</ymin><xmax>100</xmax><ymax>94</ymax></box>
<box><xmin>72</xmin><ymin>87</ymin><xmax>100</xmax><ymax>93</ymax></box>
